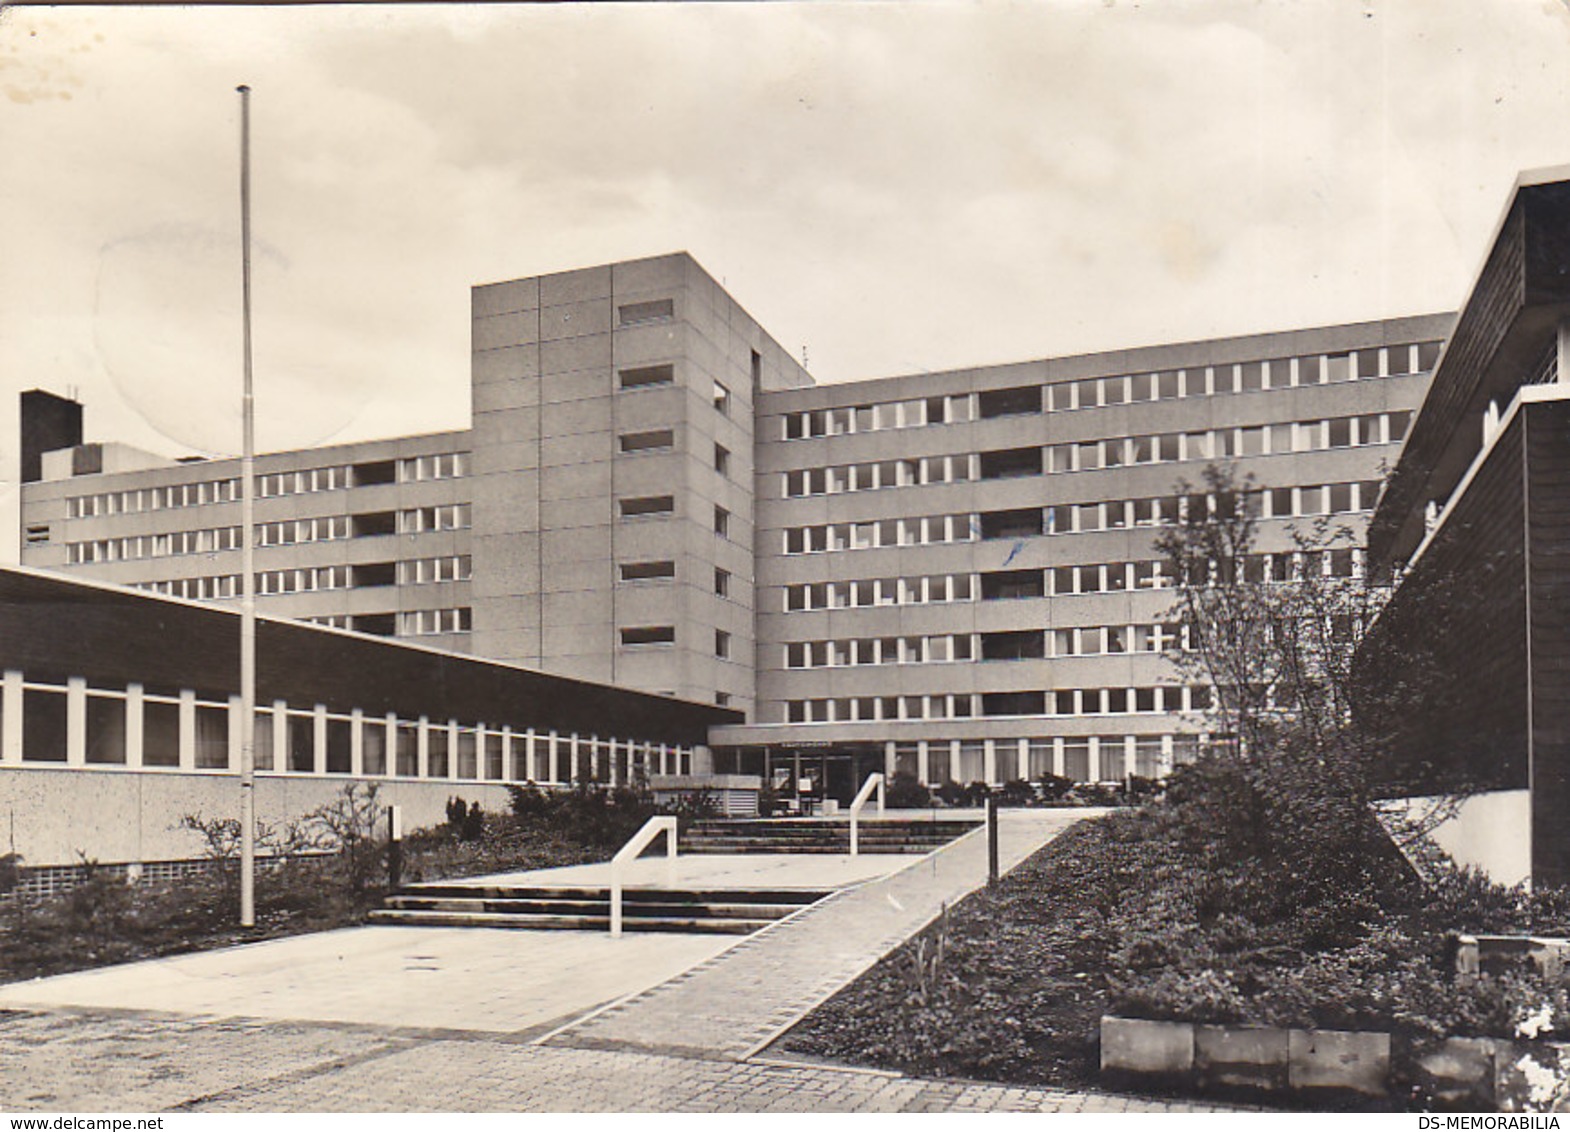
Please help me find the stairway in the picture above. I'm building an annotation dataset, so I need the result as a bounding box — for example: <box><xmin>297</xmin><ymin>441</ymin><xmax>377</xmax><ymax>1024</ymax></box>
<box><xmin>370</xmin><ymin>883</ymin><xmax>827</xmax><ymax>935</ymax></box>
<box><xmin>680</xmin><ymin>817</ymin><xmax>981</xmax><ymax>856</ymax></box>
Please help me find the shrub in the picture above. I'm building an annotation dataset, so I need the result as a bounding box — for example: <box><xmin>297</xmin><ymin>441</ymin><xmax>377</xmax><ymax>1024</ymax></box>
<box><xmin>299</xmin><ymin>782</ymin><xmax>388</xmax><ymax>900</ymax></box>
<box><xmin>1035</xmin><ymin>773</ymin><xmax>1075</xmax><ymax>803</ymax></box>
<box><xmin>999</xmin><ymin>779</ymin><xmax>1035</xmax><ymax>808</ymax></box>
<box><xmin>934</xmin><ymin>781</ymin><xmax>968</xmax><ymax>807</ymax></box>
<box><xmin>885</xmin><ymin>772</ymin><xmax>933</xmax><ymax>809</ymax></box>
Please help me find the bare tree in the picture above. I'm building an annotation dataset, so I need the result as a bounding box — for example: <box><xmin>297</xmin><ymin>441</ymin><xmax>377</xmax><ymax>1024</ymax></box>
<box><xmin>1154</xmin><ymin>463</ymin><xmax>1390</xmax><ymax>760</ymax></box>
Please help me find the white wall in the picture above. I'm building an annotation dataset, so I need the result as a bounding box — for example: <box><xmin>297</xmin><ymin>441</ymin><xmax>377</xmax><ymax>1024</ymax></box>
<box><xmin>1387</xmin><ymin>789</ymin><xmax>1532</xmax><ymax>889</ymax></box>
<box><xmin>0</xmin><ymin>766</ymin><xmax>516</xmax><ymax>868</ymax></box>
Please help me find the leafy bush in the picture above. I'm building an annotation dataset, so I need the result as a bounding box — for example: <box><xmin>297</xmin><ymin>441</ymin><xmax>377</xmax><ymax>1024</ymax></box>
<box><xmin>1035</xmin><ymin>773</ymin><xmax>1075</xmax><ymax>803</ymax></box>
<box><xmin>506</xmin><ymin>781</ymin><xmax>661</xmax><ymax>850</ymax></box>
<box><xmin>885</xmin><ymin>772</ymin><xmax>933</xmax><ymax>809</ymax></box>
<box><xmin>999</xmin><ymin>779</ymin><xmax>1035</xmax><ymax>808</ymax></box>
<box><xmin>445</xmin><ymin>797</ymin><xmax>486</xmax><ymax>842</ymax></box>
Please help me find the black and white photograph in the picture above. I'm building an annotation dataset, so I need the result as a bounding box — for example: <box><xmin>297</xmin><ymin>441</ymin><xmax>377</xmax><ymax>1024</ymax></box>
<box><xmin>2</xmin><ymin>0</ymin><xmax>1570</xmax><ymax>1117</ymax></box>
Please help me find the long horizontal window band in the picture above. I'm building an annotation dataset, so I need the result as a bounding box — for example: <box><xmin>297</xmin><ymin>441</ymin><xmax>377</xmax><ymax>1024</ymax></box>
<box><xmin>0</xmin><ymin>674</ymin><xmax>693</xmax><ymax>783</ymax></box>
<box><xmin>619</xmin><ymin>495</ymin><xmax>675</xmax><ymax>518</ymax></box>
<box><xmin>619</xmin><ymin>429</ymin><xmax>676</xmax><ymax>453</ymax></box>
<box><xmin>618</xmin><ymin>363</ymin><xmax>676</xmax><ymax>388</ymax></box>
<box><xmin>620</xmin><ymin>560</ymin><xmax>677</xmax><ymax>581</ymax></box>
<box><xmin>776</xmin><ymin>342</ymin><xmax>1441</xmax><ymax>441</ymax></box>
<box><xmin>620</xmin><ymin>625</ymin><xmax>676</xmax><ymax>646</ymax></box>
<box><xmin>886</xmin><ymin>734</ymin><xmax>1194</xmax><ymax>784</ymax></box>
<box><xmin>781</xmin><ymin>623</ymin><xmax>1188</xmax><ymax>668</ymax></box>
<box><xmin>399</xmin><ymin>607</ymin><xmax>472</xmax><ymax>636</ymax></box>
<box><xmin>780</xmin><ymin>480</ymin><xmax>1381</xmax><ymax>556</ymax></box>
<box><xmin>778</xmin><ymin>412</ymin><xmax>1411</xmax><ymax>498</ymax></box>
<box><xmin>618</xmin><ymin>298</ymin><xmax>674</xmax><ymax>326</ymax></box>
<box><xmin>135</xmin><ymin>556</ymin><xmax>474</xmax><ymax>601</ymax></box>
<box><xmin>784</xmin><ymin>572</ymin><xmax>974</xmax><ymax>611</ymax></box>
<box><xmin>784</xmin><ymin>684</ymin><xmax>1212</xmax><ymax>723</ymax></box>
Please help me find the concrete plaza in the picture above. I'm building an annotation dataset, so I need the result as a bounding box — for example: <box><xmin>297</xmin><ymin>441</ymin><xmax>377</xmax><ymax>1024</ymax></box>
<box><xmin>0</xmin><ymin>810</ymin><xmax>1244</xmax><ymax>1112</ymax></box>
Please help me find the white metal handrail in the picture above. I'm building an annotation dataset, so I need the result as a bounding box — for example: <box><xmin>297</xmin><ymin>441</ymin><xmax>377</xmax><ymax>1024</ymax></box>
<box><xmin>609</xmin><ymin>814</ymin><xmax>677</xmax><ymax>937</ymax></box>
<box><xmin>848</xmin><ymin>772</ymin><xmax>885</xmax><ymax>856</ymax></box>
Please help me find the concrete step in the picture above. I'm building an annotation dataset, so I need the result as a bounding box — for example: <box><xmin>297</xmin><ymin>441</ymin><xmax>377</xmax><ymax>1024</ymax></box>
<box><xmin>389</xmin><ymin>884</ymin><xmax>824</xmax><ymax>905</ymax></box>
<box><xmin>367</xmin><ymin>908</ymin><xmax>771</xmax><ymax>934</ymax></box>
<box><xmin>382</xmin><ymin>894</ymin><xmax>810</xmax><ymax>920</ymax></box>
<box><xmin>374</xmin><ymin>881</ymin><xmax>829</xmax><ymax>935</ymax></box>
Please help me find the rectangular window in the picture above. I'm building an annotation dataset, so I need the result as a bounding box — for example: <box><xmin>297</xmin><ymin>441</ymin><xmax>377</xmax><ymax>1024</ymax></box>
<box><xmin>714</xmin><ymin>444</ymin><xmax>730</xmax><ymax>475</ymax></box>
<box><xmin>619</xmin><ymin>560</ymin><xmax>676</xmax><ymax>581</ymax></box>
<box><xmin>980</xmin><ymin>569</ymin><xmax>1044</xmax><ymax>600</ymax></box>
<box><xmin>980</xmin><ymin>630</ymin><xmax>1046</xmax><ymax>661</ymax></box>
<box><xmin>979</xmin><ymin>447</ymin><xmax>1043</xmax><ymax>480</ymax></box>
<box><xmin>979</xmin><ymin>508</ymin><xmax>1043</xmax><ymax>540</ymax></box>
<box><xmin>22</xmin><ymin>688</ymin><xmax>68</xmax><ymax>763</ymax></box>
<box><xmin>714</xmin><ymin>506</ymin><xmax>730</xmax><ymax>537</ymax></box>
<box><xmin>620</xmin><ymin>626</ymin><xmax>676</xmax><ymax>646</ymax></box>
<box><xmin>85</xmin><ymin>695</ymin><xmax>127</xmax><ymax>765</ymax></box>
<box><xmin>715</xmin><ymin>568</ymin><xmax>730</xmax><ymax>597</ymax></box>
<box><xmin>977</xmin><ymin>385</ymin><xmax>1043</xmax><ymax>418</ymax></box>
<box><xmin>713</xmin><ymin>381</ymin><xmax>731</xmax><ymax>416</ymax></box>
<box><xmin>619</xmin><ymin>363</ymin><xmax>675</xmax><ymax>388</ymax></box>
<box><xmin>715</xmin><ymin>630</ymin><xmax>731</xmax><ymax>659</ymax></box>
<box><xmin>619</xmin><ymin>429</ymin><xmax>675</xmax><ymax>453</ymax></box>
<box><xmin>618</xmin><ymin>299</ymin><xmax>674</xmax><ymax>326</ymax></box>
<box><xmin>620</xmin><ymin>495</ymin><xmax>675</xmax><ymax>518</ymax></box>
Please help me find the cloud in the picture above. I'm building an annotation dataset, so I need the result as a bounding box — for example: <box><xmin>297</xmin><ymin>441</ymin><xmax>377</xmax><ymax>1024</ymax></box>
<box><xmin>2</xmin><ymin>0</ymin><xmax>1570</xmax><ymax>494</ymax></box>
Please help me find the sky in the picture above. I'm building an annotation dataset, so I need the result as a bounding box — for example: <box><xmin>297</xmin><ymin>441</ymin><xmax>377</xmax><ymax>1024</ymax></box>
<box><xmin>3</xmin><ymin>0</ymin><xmax>1570</xmax><ymax>561</ymax></box>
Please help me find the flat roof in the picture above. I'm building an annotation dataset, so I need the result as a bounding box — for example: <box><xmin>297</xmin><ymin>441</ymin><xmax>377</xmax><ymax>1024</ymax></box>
<box><xmin>0</xmin><ymin>565</ymin><xmax>736</xmax><ymax>745</ymax></box>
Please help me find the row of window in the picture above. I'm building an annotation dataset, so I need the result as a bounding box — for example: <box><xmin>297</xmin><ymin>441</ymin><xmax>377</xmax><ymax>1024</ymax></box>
<box><xmin>781</xmin><ymin>623</ymin><xmax>1187</xmax><ymax>669</ymax></box>
<box><xmin>782</xmin><ymin>683</ymin><xmax>1213</xmax><ymax>723</ymax></box>
<box><xmin>68</xmin><ymin>525</ymin><xmax>244</xmax><ymax>563</ymax></box>
<box><xmin>780</xmin><ymin>480</ymin><xmax>1379</xmax><ymax>555</ymax></box>
<box><xmin>784</xmin><ymin>573</ymin><xmax>975</xmax><ymax>611</ymax></box>
<box><xmin>778</xmin><ymin>342</ymin><xmax>1441</xmax><ymax>440</ymax></box>
<box><xmin>3</xmin><ymin>676</ymin><xmax>689</xmax><ymax>781</ymax></box>
<box><xmin>400</xmin><ymin>607</ymin><xmax>473</xmax><ymax>636</ymax></box>
<box><xmin>135</xmin><ymin>556</ymin><xmax>475</xmax><ymax>602</ymax></box>
<box><xmin>64</xmin><ymin>454</ymin><xmax>471</xmax><ymax>519</ymax></box>
<box><xmin>779</xmin><ymin>412</ymin><xmax>1411</xmax><ymax>498</ymax></box>
<box><xmin>66</xmin><ymin>506</ymin><xmax>474</xmax><ymax>564</ymax></box>
<box><xmin>885</xmin><ymin>735</ymin><xmax>1200</xmax><ymax>786</ymax></box>
<box><xmin>780</xmin><ymin>545</ymin><xmax>1366</xmax><ymax>613</ymax></box>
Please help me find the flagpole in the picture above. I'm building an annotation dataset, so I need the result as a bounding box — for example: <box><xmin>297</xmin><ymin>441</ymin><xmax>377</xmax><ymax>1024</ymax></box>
<box><xmin>237</xmin><ymin>83</ymin><xmax>257</xmax><ymax>928</ymax></box>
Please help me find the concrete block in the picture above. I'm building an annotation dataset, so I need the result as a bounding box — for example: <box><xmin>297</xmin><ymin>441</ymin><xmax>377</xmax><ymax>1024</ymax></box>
<box><xmin>1100</xmin><ymin>1017</ymin><xmax>1194</xmax><ymax>1075</ymax></box>
<box><xmin>1288</xmin><ymin>1028</ymin><xmax>1390</xmax><ymax>1096</ymax></box>
<box><xmin>1194</xmin><ymin>1024</ymin><xmax>1289</xmax><ymax>1090</ymax></box>
<box><xmin>1413</xmin><ymin>1037</ymin><xmax>1497</xmax><ymax>1110</ymax></box>
<box><xmin>1458</xmin><ymin>935</ymin><xmax>1570</xmax><ymax>978</ymax></box>
<box><xmin>1496</xmin><ymin>1041</ymin><xmax>1570</xmax><ymax>1113</ymax></box>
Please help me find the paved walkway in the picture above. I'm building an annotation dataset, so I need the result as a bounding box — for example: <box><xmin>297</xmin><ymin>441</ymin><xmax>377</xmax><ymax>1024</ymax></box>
<box><xmin>0</xmin><ymin>807</ymin><xmax>1249</xmax><ymax>1112</ymax></box>
<box><xmin>0</xmin><ymin>925</ymin><xmax>737</xmax><ymax>1034</ymax></box>
<box><xmin>544</xmin><ymin>809</ymin><xmax>1094</xmax><ymax>1060</ymax></box>
<box><xmin>0</xmin><ymin>1008</ymin><xmax>1225</xmax><ymax>1112</ymax></box>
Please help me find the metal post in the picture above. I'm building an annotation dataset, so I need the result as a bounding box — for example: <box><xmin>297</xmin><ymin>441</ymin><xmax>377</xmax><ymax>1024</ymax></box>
<box><xmin>387</xmin><ymin>805</ymin><xmax>403</xmax><ymax>891</ymax></box>
<box><xmin>236</xmin><ymin>84</ymin><xmax>257</xmax><ymax>929</ymax></box>
<box><xmin>986</xmin><ymin>793</ymin><xmax>999</xmax><ymax>887</ymax></box>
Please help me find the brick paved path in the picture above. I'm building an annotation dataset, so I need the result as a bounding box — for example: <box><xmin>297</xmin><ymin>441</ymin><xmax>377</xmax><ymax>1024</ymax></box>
<box><xmin>0</xmin><ymin>1008</ymin><xmax>1228</xmax><ymax>1112</ymax></box>
<box><xmin>544</xmin><ymin>809</ymin><xmax>1091</xmax><ymax>1060</ymax></box>
<box><xmin>0</xmin><ymin>808</ymin><xmax>1249</xmax><ymax>1112</ymax></box>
